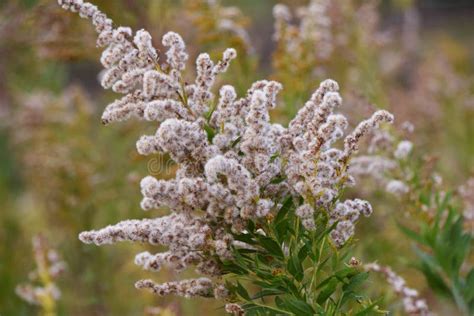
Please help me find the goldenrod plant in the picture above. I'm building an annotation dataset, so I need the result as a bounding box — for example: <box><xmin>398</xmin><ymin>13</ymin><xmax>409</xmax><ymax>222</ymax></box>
<box><xmin>351</xmin><ymin>122</ymin><xmax>473</xmax><ymax>315</ymax></box>
<box><xmin>16</xmin><ymin>235</ymin><xmax>66</xmax><ymax>316</ymax></box>
<box><xmin>57</xmin><ymin>0</ymin><xmax>401</xmax><ymax>314</ymax></box>
<box><xmin>1</xmin><ymin>0</ymin><xmax>473</xmax><ymax>315</ymax></box>
<box><xmin>271</xmin><ymin>0</ymin><xmax>390</xmax><ymax>111</ymax></box>
<box><xmin>390</xmin><ymin>155</ymin><xmax>473</xmax><ymax>316</ymax></box>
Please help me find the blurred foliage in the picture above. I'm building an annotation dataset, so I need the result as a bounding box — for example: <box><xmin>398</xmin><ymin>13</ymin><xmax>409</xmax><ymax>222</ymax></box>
<box><xmin>400</xmin><ymin>198</ymin><xmax>473</xmax><ymax>314</ymax></box>
<box><xmin>0</xmin><ymin>0</ymin><xmax>473</xmax><ymax>315</ymax></box>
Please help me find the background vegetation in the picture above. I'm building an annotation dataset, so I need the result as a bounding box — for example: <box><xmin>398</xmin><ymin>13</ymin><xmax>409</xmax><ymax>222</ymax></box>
<box><xmin>0</xmin><ymin>0</ymin><xmax>472</xmax><ymax>315</ymax></box>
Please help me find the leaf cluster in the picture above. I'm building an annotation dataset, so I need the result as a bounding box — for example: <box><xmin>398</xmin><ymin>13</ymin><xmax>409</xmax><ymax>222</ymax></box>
<box><xmin>400</xmin><ymin>192</ymin><xmax>474</xmax><ymax>315</ymax></box>
<box><xmin>222</xmin><ymin>197</ymin><xmax>385</xmax><ymax>315</ymax></box>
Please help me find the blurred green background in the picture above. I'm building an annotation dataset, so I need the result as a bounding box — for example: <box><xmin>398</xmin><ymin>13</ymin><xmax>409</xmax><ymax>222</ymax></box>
<box><xmin>0</xmin><ymin>0</ymin><xmax>472</xmax><ymax>315</ymax></box>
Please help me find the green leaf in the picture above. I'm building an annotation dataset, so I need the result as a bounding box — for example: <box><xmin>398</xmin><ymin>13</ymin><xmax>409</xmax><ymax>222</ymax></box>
<box><xmin>282</xmin><ymin>277</ymin><xmax>302</xmax><ymax>298</ymax></box>
<box><xmin>343</xmin><ymin>272</ymin><xmax>369</xmax><ymax>293</ymax></box>
<box><xmin>275</xmin><ymin>197</ymin><xmax>293</xmax><ymax>224</ymax></box>
<box><xmin>242</xmin><ymin>302</ymin><xmax>292</xmax><ymax>316</ymax></box>
<box><xmin>298</xmin><ymin>244</ymin><xmax>309</xmax><ymax>263</ymax></box>
<box><xmin>276</xmin><ymin>296</ymin><xmax>315</xmax><ymax>316</ymax></box>
<box><xmin>317</xmin><ymin>277</ymin><xmax>338</xmax><ymax>305</ymax></box>
<box><xmin>334</xmin><ymin>267</ymin><xmax>358</xmax><ymax>280</ymax></box>
<box><xmin>237</xmin><ymin>248</ymin><xmax>258</xmax><ymax>255</ymax></box>
<box><xmin>257</xmin><ymin>236</ymin><xmax>284</xmax><ymax>259</ymax></box>
<box><xmin>465</xmin><ymin>268</ymin><xmax>474</xmax><ymax>301</ymax></box>
<box><xmin>203</xmin><ymin>124</ymin><xmax>215</xmax><ymax>142</ymax></box>
<box><xmin>270</xmin><ymin>152</ymin><xmax>280</xmax><ymax>163</ymax></box>
<box><xmin>316</xmin><ymin>221</ymin><xmax>338</xmax><ymax>243</ymax></box>
<box><xmin>315</xmin><ymin>256</ymin><xmax>331</xmax><ymax>275</ymax></box>
<box><xmin>397</xmin><ymin>223</ymin><xmax>427</xmax><ymax>246</ymax></box>
<box><xmin>252</xmin><ymin>288</ymin><xmax>286</xmax><ymax>300</ymax></box>
<box><xmin>270</xmin><ymin>175</ymin><xmax>287</xmax><ymax>185</ymax></box>
<box><xmin>354</xmin><ymin>300</ymin><xmax>384</xmax><ymax>316</ymax></box>
<box><xmin>275</xmin><ymin>220</ymin><xmax>292</xmax><ymax>243</ymax></box>
<box><xmin>231</xmin><ymin>136</ymin><xmax>242</xmax><ymax>148</ymax></box>
<box><xmin>234</xmin><ymin>232</ymin><xmax>257</xmax><ymax>245</ymax></box>
<box><xmin>247</xmin><ymin>220</ymin><xmax>256</xmax><ymax>233</ymax></box>
<box><xmin>235</xmin><ymin>281</ymin><xmax>251</xmax><ymax>301</ymax></box>
<box><xmin>253</xmin><ymin>255</ymin><xmax>274</xmax><ymax>280</ymax></box>
<box><xmin>418</xmin><ymin>260</ymin><xmax>452</xmax><ymax>298</ymax></box>
<box><xmin>221</xmin><ymin>261</ymin><xmax>247</xmax><ymax>275</ymax></box>
<box><xmin>287</xmin><ymin>249</ymin><xmax>304</xmax><ymax>282</ymax></box>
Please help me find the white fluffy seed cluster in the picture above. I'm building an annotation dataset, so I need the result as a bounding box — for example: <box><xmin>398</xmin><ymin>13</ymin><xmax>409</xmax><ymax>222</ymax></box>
<box><xmin>135</xmin><ymin>278</ymin><xmax>214</xmax><ymax>298</ymax></box>
<box><xmin>273</xmin><ymin>0</ymin><xmax>332</xmax><ymax>60</ymax></box>
<box><xmin>15</xmin><ymin>284</ymin><xmax>61</xmax><ymax>306</ymax></box>
<box><xmin>16</xmin><ymin>235</ymin><xmax>66</xmax><ymax>306</ymax></box>
<box><xmin>61</xmin><ymin>0</ymin><xmax>394</xmax><ymax>300</ymax></box>
<box><xmin>329</xmin><ymin>199</ymin><xmax>373</xmax><ymax>247</ymax></box>
<box><xmin>459</xmin><ymin>178</ymin><xmax>474</xmax><ymax>223</ymax></box>
<box><xmin>343</xmin><ymin>111</ymin><xmax>394</xmax><ymax>158</ymax></box>
<box><xmin>58</xmin><ymin>0</ymin><xmax>236</xmax><ymax>127</ymax></box>
<box><xmin>365</xmin><ymin>263</ymin><xmax>431</xmax><ymax>316</ymax></box>
<box><xmin>350</xmin><ymin>127</ymin><xmax>414</xmax><ymax>198</ymax></box>
<box><xmin>273</xmin><ymin>0</ymin><xmax>385</xmax><ymax>77</ymax></box>
<box><xmin>350</xmin><ymin>156</ymin><xmax>397</xmax><ymax>181</ymax></box>
<box><xmin>385</xmin><ymin>139</ymin><xmax>412</xmax><ymax>197</ymax></box>
<box><xmin>394</xmin><ymin>140</ymin><xmax>413</xmax><ymax>160</ymax></box>
<box><xmin>225</xmin><ymin>303</ymin><xmax>245</xmax><ymax>316</ymax></box>
<box><xmin>386</xmin><ymin>180</ymin><xmax>410</xmax><ymax>196</ymax></box>
<box><xmin>295</xmin><ymin>204</ymin><xmax>316</xmax><ymax>230</ymax></box>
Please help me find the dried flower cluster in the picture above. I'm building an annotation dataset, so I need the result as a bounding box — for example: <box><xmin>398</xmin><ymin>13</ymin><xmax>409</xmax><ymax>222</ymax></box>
<box><xmin>274</xmin><ymin>0</ymin><xmax>333</xmax><ymax>60</ymax></box>
<box><xmin>328</xmin><ymin>199</ymin><xmax>373</xmax><ymax>246</ymax></box>
<box><xmin>459</xmin><ymin>177</ymin><xmax>474</xmax><ymax>228</ymax></box>
<box><xmin>350</xmin><ymin>126</ymin><xmax>414</xmax><ymax>198</ymax></box>
<box><xmin>11</xmin><ymin>86</ymin><xmax>96</xmax><ymax>214</ymax></box>
<box><xmin>59</xmin><ymin>0</ymin><xmax>393</xmax><ymax>304</ymax></box>
<box><xmin>365</xmin><ymin>263</ymin><xmax>431</xmax><ymax>316</ymax></box>
<box><xmin>16</xmin><ymin>235</ymin><xmax>66</xmax><ymax>310</ymax></box>
<box><xmin>225</xmin><ymin>303</ymin><xmax>245</xmax><ymax>316</ymax></box>
<box><xmin>135</xmin><ymin>278</ymin><xmax>214</xmax><ymax>298</ymax></box>
<box><xmin>272</xmin><ymin>0</ymin><xmax>388</xmax><ymax>86</ymax></box>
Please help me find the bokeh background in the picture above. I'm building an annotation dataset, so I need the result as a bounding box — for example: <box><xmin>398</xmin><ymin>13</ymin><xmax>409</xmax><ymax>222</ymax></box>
<box><xmin>0</xmin><ymin>0</ymin><xmax>472</xmax><ymax>315</ymax></box>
